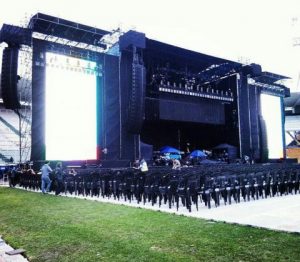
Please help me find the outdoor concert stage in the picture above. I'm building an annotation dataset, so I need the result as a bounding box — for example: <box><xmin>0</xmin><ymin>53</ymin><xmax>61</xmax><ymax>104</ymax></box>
<box><xmin>0</xmin><ymin>13</ymin><xmax>290</xmax><ymax>167</ymax></box>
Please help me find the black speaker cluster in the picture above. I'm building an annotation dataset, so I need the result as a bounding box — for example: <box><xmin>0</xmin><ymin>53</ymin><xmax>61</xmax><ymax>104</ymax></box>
<box><xmin>127</xmin><ymin>63</ymin><xmax>146</xmax><ymax>133</ymax></box>
<box><xmin>259</xmin><ymin>116</ymin><xmax>269</xmax><ymax>162</ymax></box>
<box><xmin>241</xmin><ymin>63</ymin><xmax>262</xmax><ymax>77</ymax></box>
<box><xmin>1</xmin><ymin>46</ymin><xmax>21</xmax><ymax>109</ymax></box>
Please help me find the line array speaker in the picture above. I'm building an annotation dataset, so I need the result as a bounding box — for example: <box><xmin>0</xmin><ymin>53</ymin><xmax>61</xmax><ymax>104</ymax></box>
<box><xmin>259</xmin><ymin>116</ymin><xmax>269</xmax><ymax>162</ymax></box>
<box><xmin>127</xmin><ymin>63</ymin><xmax>145</xmax><ymax>133</ymax></box>
<box><xmin>1</xmin><ymin>46</ymin><xmax>20</xmax><ymax>109</ymax></box>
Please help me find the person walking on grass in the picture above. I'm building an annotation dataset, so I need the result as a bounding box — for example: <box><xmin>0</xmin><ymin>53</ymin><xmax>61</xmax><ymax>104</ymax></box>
<box><xmin>41</xmin><ymin>161</ymin><xmax>52</xmax><ymax>194</ymax></box>
<box><xmin>55</xmin><ymin>162</ymin><xmax>64</xmax><ymax>195</ymax></box>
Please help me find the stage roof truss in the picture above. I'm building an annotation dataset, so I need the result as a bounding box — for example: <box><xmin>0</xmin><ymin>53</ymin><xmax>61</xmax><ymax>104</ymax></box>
<box><xmin>28</xmin><ymin>13</ymin><xmax>109</xmax><ymax>49</ymax></box>
<box><xmin>32</xmin><ymin>32</ymin><xmax>106</xmax><ymax>54</ymax></box>
<box><xmin>254</xmin><ymin>71</ymin><xmax>289</xmax><ymax>84</ymax></box>
<box><xmin>197</xmin><ymin>62</ymin><xmax>241</xmax><ymax>85</ymax></box>
<box><xmin>29</xmin><ymin>13</ymin><xmax>126</xmax><ymax>56</ymax></box>
<box><xmin>250</xmin><ymin>72</ymin><xmax>290</xmax><ymax>97</ymax></box>
<box><xmin>250</xmin><ymin>80</ymin><xmax>286</xmax><ymax>97</ymax></box>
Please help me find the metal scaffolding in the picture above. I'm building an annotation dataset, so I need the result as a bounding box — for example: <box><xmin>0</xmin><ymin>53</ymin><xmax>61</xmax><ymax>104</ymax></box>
<box><xmin>17</xmin><ymin>45</ymin><xmax>32</xmax><ymax>162</ymax></box>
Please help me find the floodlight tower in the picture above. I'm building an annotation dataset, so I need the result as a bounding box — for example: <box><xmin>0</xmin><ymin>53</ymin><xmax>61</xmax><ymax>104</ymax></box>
<box><xmin>292</xmin><ymin>17</ymin><xmax>300</xmax><ymax>90</ymax></box>
<box><xmin>286</xmin><ymin>17</ymin><xmax>300</xmax><ymax>149</ymax></box>
<box><xmin>293</xmin><ymin>39</ymin><xmax>300</xmax><ymax>91</ymax></box>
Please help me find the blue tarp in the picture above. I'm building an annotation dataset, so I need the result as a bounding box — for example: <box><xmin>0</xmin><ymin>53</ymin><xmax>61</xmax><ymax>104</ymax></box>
<box><xmin>160</xmin><ymin>146</ymin><xmax>181</xmax><ymax>154</ymax></box>
<box><xmin>189</xmin><ymin>150</ymin><xmax>207</xmax><ymax>158</ymax></box>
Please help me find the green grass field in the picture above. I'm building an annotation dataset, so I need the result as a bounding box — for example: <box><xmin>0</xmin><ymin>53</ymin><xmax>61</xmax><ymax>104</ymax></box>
<box><xmin>0</xmin><ymin>187</ymin><xmax>299</xmax><ymax>262</ymax></box>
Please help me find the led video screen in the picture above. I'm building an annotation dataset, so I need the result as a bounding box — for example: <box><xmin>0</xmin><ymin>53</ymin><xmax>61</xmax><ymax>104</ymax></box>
<box><xmin>260</xmin><ymin>93</ymin><xmax>284</xmax><ymax>159</ymax></box>
<box><xmin>45</xmin><ymin>52</ymin><xmax>97</xmax><ymax>160</ymax></box>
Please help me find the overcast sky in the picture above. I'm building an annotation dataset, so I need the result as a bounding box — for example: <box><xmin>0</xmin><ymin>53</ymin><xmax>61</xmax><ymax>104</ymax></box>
<box><xmin>1</xmin><ymin>0</ymin><xmax>300</xmax><ymax>91</ymax></box>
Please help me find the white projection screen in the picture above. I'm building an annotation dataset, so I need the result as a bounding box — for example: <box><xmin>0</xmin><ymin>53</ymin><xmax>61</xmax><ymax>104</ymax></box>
<box><xmin>45</xmin><ymin>52</ymin><xmax>97</xmax><ymax>160</ymax></box>
<box><xmin>260</xmin><ymin>93</ymin><xmax>284</xmax><ymax>159</ymax></box>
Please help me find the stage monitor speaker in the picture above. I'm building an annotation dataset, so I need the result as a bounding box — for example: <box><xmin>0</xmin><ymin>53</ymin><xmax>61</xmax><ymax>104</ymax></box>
<box><xmin>1</xmin><ymin>46</ymin><xmax>20</xmax><ymax>109</ymax></box>
<box><xmin>127</xmin><ymin>63</ymin><xmax>145</xmax><ymax>133</ymax></box>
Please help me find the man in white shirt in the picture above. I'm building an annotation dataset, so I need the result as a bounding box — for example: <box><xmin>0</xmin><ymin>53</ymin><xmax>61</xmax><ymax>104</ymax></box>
<box><xmin>172</xmin><ymin>159</ymin><xmax>181</xmax><ymax>170</ymax></box>
<box><xmin>139</xmin><ymin>158</ymin><xmax>148</xmax><ymax>173</ymax></box>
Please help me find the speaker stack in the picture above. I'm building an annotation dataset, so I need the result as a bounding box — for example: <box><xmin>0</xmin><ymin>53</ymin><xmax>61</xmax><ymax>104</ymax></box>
<box><xmin>259</xmin><ymin>116</ymin><xmax>269</xmax><ymax>162</ymax></box>
<box><xmin>127</xmin><ymin>62</ymin><xmax>146</xmax><ymax>133</ymax></box>
<box><xmin>1</xmin><ymin>46</ymin><xmax>20</xmax><ymax>109</ymax></box>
